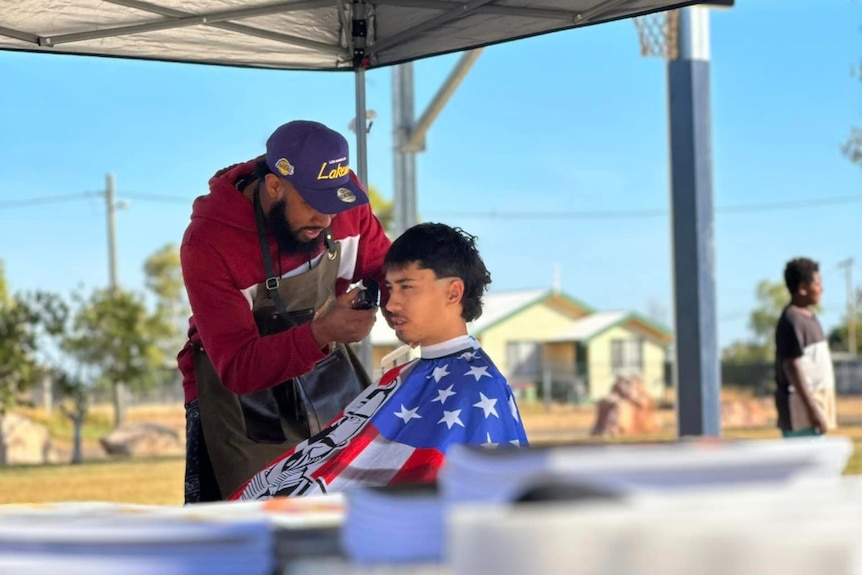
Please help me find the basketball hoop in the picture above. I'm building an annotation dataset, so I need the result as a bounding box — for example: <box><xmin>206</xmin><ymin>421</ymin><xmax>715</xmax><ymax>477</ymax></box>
<box><xmin>632</xmin><ymin>10</ymin><xmax>679</xmax><ymax>60</ymax></box>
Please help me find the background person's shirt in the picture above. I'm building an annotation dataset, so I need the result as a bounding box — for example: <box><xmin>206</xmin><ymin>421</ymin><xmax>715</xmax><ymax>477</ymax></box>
<box><xmin>774</xmin><ymin>305</ymin><xmax>837</xmax><ymax>432</ymax></box>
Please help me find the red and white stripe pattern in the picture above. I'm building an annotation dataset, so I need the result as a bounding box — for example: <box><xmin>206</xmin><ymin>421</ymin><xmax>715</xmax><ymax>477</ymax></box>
<box><xmin>231</xmin><ymin>337</ymin><xmax>528</xmax><ymax>501</ymax></box>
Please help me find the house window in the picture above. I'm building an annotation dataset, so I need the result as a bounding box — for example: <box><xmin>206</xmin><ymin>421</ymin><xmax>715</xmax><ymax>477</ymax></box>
<box><xmin>610</xmin><ymin>338</ymin><xmax>644</xmax><ymax>373</ymax></box>
<box><xmin>507</xmin><ymin>341</ymin><xmax>541</xmax><ymax>378</ymax></box>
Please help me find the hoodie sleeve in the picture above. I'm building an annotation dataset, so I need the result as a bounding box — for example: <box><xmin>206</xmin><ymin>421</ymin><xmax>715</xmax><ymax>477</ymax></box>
<box><xmin>181</xmin><ymin>241</ymin><xmax>328</xmax><ymax>395</ymax></box>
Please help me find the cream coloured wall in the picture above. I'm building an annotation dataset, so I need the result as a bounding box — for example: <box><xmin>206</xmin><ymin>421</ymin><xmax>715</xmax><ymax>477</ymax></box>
<box><xmin>586</xmin><ymin>325</ymin><xmax>668</xmax><ymax>400</ymax></box>
<box><xmin>479</xmin><ymin>305</ymin><xmax>578</xmax><ymax>379</ymax></box>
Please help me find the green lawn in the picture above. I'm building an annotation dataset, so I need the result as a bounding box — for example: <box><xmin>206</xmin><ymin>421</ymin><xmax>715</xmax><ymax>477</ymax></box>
<box><xmin>0</xmin><ymin>425</ymin><xmax>859</xmax><ymax>507</ymax></box>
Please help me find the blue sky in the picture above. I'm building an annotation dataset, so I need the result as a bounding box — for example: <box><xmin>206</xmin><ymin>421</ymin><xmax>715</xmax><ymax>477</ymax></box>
<box><xmin>0</xmin><ymin>0</ymin><xmax>859</xmax><ymax>348</ymax></box>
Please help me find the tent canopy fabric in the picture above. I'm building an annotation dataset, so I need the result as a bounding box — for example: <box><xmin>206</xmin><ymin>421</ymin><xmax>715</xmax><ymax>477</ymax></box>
<box><xmin>2</xmin><ymin>0</ymin><xmax>698</xmax><ymax>71</ymax></box>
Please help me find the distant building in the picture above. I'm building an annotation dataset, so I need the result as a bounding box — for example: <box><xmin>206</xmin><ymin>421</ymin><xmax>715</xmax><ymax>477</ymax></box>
<box><xmin>368</xmin><ymin>289</ymin><xmax>673</xmax><ymax>403</ymax></box>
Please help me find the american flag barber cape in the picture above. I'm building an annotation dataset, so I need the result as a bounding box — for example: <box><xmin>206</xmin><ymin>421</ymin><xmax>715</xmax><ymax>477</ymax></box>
<box><xmin>231</xmin><ymin>335</ymin><xmax>529</xmax><ymax>500</ymax></box>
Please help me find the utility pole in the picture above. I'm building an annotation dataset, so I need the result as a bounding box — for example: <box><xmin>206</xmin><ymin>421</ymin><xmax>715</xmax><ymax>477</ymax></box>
<box><xmin>105</xmin><ymin>173</ymin><xmax>127</xmax><ymax>426</ymax></box>
<box><xmin>105</xmin><ymin>173</ymin><xmax>119</xmax><ymax>292</ymax></box>
<box><xmin>839</xmin><ymin>258</ymin><xmax>856</xmax><ymax>356</ymax></box>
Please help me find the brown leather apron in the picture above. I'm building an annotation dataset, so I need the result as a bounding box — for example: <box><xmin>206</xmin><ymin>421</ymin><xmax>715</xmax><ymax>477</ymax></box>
<box><xmin>192</xmin><ymin>187</ymin><xmax>371</xmax><ymax>499</ymax></box>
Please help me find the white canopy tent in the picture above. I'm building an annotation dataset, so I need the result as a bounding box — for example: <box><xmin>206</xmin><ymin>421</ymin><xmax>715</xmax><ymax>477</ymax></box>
<box><xmin>1</xmin><ymin>0</ymin><xmax>716</xmax><ymax>432</ymax></box>
<box><xmin>1</xmin><ymin>0</ymin><xmax>705</xmax><ymax>185</ymax></box>
<box><xmin>3</xmin><ymin>0</ymin><xmax>699</xmax><ymax>70</ymax></box>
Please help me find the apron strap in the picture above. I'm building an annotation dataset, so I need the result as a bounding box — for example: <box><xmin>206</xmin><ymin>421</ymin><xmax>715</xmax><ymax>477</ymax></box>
<box><xmin>253</xmin><ymin>181</ymin><xmax>289</xmax><ymax>315</ymax></box>
<box><xmin>253</xmin><ymin>180</ymin><xmax>338</xmax><ymax>312</ymax></box>
<box><xmin>323</xmin><ymin>228</ymin><xmax>337</xmax><ymax>259</ymax></box>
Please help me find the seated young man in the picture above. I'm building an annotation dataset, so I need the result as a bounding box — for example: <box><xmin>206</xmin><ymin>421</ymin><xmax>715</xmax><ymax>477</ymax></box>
<box><xmin>231</xmin><ymin>222</ymin><xmax>529</xmax><ymax>500</ymax></box>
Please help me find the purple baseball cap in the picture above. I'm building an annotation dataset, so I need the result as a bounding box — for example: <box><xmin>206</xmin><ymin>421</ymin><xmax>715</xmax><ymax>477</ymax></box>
<box><xmin>265</xmin><ymin>120</ymin><xmax>369</xmax><ymax>215</ymax></box>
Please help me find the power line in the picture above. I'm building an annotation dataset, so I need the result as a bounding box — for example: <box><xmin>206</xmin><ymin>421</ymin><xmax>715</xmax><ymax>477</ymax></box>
<box><xmin>4</xmin><ymin>190</ymin><xmax>862</xmax><ymax>220</ymax></box>
<box><xmin>122</xmin><ymin>193</ymin><xmax>193</xmax><ymax>204</ymax></box>
<box><xmin>0</xmin><ymin>192</ymin><xmax>101</xmax><ymax>209</ymax></box>
<box><xmin>427</xmin><ymin>193</ymin><xmax>862</xmax><ymax>220</ymax></box>
<box><xmin>0</xmin><ymin>191</ymin><xmax>193</xmax><ymax>209</ymax></box>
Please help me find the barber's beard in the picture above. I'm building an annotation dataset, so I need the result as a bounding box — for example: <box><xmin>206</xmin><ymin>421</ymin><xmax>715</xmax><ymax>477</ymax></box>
<box><xmin>268</xmin><ymin>200</ymin><xmax>324</xmax><ymax>257</ymax></box>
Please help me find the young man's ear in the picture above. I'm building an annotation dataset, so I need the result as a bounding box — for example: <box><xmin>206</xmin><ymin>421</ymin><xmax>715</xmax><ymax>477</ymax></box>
<box><xmin>447</xmin><ymin>279</ymin><xmax>465</xmax><ymax>306</ymax></box>
<box><xmin>264</xmin><ymin>173</ymin><xmax>285</xmax><ymax>202</ymax></box>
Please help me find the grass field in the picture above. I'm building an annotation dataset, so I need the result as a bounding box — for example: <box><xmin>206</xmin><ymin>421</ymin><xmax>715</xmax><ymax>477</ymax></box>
<box><xmin>2</xmin><ymin>396</ymin><xmax>861</xmax><ymax>506</ymax></box>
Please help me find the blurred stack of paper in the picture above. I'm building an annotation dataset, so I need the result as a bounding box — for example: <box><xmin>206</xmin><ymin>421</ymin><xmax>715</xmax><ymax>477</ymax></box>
<box><xmin>334</xmin><ymin>436</ymin><xmax>853</xmax><ymax>567</ymax></box>
<box><xmin>177</xmin><ymin>494</ymin><xmax>345</xmax><ymax>564</ymax></box>
<box><xmin>342</xmin><ymin>482</ymin><xmax>443</xmax><ymax>564</ymax></box>
<box><xmin>450</xmin><ymin>474</ymin><xmax>862</xmax><ymax>575</ymax></box>
<box><xmin>0</xmin><ymin>503</ymin><xmax>273</xmax><ymax>575</ymax></box>
<box><xmin>441</xmin><ymin>436</ymin><xmax>854</xmax><ymax>503</ymax></box>
<box><xmin>0</xmin><ymin>494</ymin><xmax>347</xmax><ymax>575</ymax></box>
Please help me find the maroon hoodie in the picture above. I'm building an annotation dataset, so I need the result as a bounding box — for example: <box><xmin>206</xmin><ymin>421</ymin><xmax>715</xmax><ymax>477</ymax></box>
<box><xmin>176</xmin><ymin>159</ymin><xmax>391</xmax><ymax>403</ymax></box>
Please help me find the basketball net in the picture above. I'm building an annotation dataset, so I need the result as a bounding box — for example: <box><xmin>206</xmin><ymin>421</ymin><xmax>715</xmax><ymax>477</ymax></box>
<box><xmin>632</xmin><ymin>10</ymin><xmax>680</xmax><ymax>60</ymax></box>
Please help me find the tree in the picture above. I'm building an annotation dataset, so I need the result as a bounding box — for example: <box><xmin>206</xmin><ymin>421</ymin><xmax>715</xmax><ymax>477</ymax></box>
<box><xmin>844</xmin><ymin>128</ymin><xmax>862</xmax><ymax>165</ymax></box>
<box><xmin>0</xmin><ymin>262</ymin><xmax>41</xmax><ymax>415</ymax></box>
<box><xmin>143</xmin><ymin>243</ymin><xmax>189</xmax><ymax>384</ymax></box>
<box><xmin>828</xmin><ymin>288</ymin><xmax>862</xmax><ymax>353</ymax></box>
<box><xmin>367</xmin><ymin>185</ymin><xmax>394</xmax><ymax>234</ymax></box>
<box><xmin>0</xmin><ymin>261</ymin><xmax>7</xmax><ymax>304</ymax></box>
<box><xmin>65</xmin><ymin>287</ymin><xmax>167</xmax><ymax>428</ymax></box>
<box><xmin>20</xmin><ymin>291</ymin><xmax>90</xmax><ymax>464</ymax></box>
<box><xmin>722</xmin><ymin>280</ymin><xmax>791</xmax><ymax>364</ymax></box>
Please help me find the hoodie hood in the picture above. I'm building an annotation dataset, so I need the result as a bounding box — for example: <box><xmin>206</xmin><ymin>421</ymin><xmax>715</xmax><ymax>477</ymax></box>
<box><xmin>190</xmin><ymin>158</ymin><xmax>261</xmax><ymax>232</ymax></box>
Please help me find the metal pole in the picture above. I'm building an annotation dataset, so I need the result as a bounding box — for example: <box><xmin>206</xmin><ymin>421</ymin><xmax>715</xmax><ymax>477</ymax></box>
<box><xmin>668</xmin><ymin>6</ymin><xmax>720</xmax><ymax>437</ymax></box>
<box><xmin>106</xmin><ymin>173</ymin><xmax>118</xmax><ymax>292</ymax></box>
<box><xmin>840</xmin><ymin>258</ymin><xmax>856</xmax><ymax>356</ymax></box>
<box><xmin>405</xmin><ymin>49</ymin><xmax>482</xmax><ymax>153</ymax></box>
<box><xmin>354</xmin><ymin>68</ymin><xmax>374</xmax><ymax>376</ymax></box>
<box><xmin>392</xmin><ymin>62</ymin><xmax>417</xmax><ymax>239</ymax></box>
<box><xmin>542</xmin><ymin>366</ymin><xmax>552</xmax><ymax>413</ymax></box>
<box><xmin>354</xmin><ymin>70</ymin><xmax>369</xmax><ymax>187</ymax></box>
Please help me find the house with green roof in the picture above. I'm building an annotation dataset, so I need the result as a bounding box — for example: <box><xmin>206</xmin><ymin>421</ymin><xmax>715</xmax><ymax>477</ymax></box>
<box><xmin>368</xmin><ymin>288</ymin><xmax>673</xmax><ymax>402</ymax></box>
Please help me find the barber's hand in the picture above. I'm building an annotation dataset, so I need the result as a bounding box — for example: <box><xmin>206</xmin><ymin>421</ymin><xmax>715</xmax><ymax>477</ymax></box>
<box><xmin>310</xmin><ymin>289</ymin><xmax>377</xmax><ymax>348</ymax></box>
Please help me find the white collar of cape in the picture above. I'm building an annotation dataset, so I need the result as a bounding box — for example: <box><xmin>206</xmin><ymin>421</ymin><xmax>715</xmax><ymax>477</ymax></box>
<box><xmin>419</xmin><ymin>334</ymin><xmax>478</xmax><ymax>360</ymax></box>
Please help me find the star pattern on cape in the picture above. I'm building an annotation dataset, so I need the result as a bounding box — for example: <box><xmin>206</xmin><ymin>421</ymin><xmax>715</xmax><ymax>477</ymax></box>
<box><xmin>465</xmin><ymin>365</ymin><xmax>492</xmax><ymax>381</ymax></box>
<box><xmin>427</xmin><ymin>364</ymin><xmax>450</xmax><ymax>383</ymax></box>
<box><xmin>509</xmin><ymin>396</ymin><xmax>520</xmax><ymax>422</ymax></box>
<box><xmin>438</xmin><ymin>409</ymin><xmax>464</xmax><ymax>429</ymax></box>
<box><xmin>432</xmin><ymin>384</ymin><xmax>456</xmax><ymax>405</ymax></box>
<box><xmin>473</xmin><ymin>392</ymin><xmax>499</xmax><ymax>419</ymax></box>
<box><xmin>393</xmin><ymin>404</ymin><xmax>422</xmax><ymax>423</ymax></box>
<box><xmin>482</xmin><ymin>432</ymin><xmax>498</xmax><ymax>448</ymax></box>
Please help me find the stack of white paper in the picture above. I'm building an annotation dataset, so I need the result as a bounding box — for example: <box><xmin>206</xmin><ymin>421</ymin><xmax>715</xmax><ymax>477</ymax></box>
<box><xmin>342</xmin><ymin>483</ymin><xmax>443</xmax><ymax>564</ymax></box>
<box><xmin>159</xmin><ymin>494</ymin><xmax>347</xmax><ymax>566</ymax></box>
<box><xmin>0</xmin><ymin>505</ymin><xmax>273</xmax><ymax>575</ymax></box>
<box><xmin>0</xmin><ymin>495</ymin><xmax>350</xmax><ymax>575</ymax></box>
<box><xmin>441</xmin><ymin>436</ymin><xmax>853</xmax><ymax>503</ymax></box>
<box><xmin>449</xmin><ymin>473</ymin><xmax>862</xmax><ymax>575</ymax></box>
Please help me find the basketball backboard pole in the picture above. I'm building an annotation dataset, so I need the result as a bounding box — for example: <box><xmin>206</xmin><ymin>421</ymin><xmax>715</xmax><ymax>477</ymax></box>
<box><xmin>669</xmin><ymin>5</ymin><xmax>720</xmax><ymax>437</ymax></box>
<box><xmin>633</xmin><ymin>3</ymin><xmax>726</xmax><ymax>437</ymax></box>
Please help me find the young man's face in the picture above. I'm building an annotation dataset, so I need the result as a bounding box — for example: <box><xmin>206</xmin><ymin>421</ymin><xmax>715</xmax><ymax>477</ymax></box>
<box><xmin>800</xmin><ymin>272</ymin><xmax>823</xmax><ymax>306</ymax></box>
<box><xmin>384</xmin><ymin>262</ymin><xmax>465</xmax><ymax>347</ymax></box>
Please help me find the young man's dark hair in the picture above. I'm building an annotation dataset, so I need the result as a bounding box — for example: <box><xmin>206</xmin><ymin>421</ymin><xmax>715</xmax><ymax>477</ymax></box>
<box><xmin>383</xmin><ymin>222</ymin><xmax>492</xmax><ymax>322</ymax></box>
<box><xmin>783</xmin><ymin>257</ymin><xmax>819</xmax><ymax>295</ymax></box>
